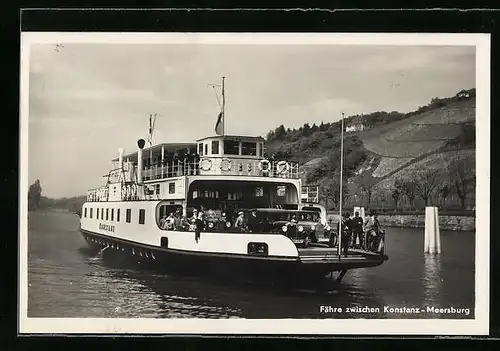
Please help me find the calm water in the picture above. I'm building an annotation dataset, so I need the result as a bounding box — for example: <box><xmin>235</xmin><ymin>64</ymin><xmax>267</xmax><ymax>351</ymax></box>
<box><xmin>27</xmin><ymin>211</ymin><xmax>475</xmax><ymax>319</ymax></box>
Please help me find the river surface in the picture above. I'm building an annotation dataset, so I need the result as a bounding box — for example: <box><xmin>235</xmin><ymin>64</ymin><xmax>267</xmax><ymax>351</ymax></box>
<box><xmin>27</xmin><ymin>211</ymin><xmax>475</xmax><ymax>319</ymax></box>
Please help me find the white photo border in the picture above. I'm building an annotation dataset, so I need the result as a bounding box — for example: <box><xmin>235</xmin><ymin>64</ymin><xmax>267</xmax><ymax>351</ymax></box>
<box><xmin>19</xmin><ymin>32</ymin><xmax>490</xmax><ymax>335</ymax></box>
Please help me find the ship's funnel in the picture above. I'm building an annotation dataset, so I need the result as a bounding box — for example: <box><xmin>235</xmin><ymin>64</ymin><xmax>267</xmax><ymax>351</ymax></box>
<box><xmin>118</xmin><ymin>148</ymin><xmax>124</xmax><ymax>170</ymax></box>
<box><xmin>137</xmin><ymin>139</ymin><xmax>145</xmax><ymax>184</ymax></box>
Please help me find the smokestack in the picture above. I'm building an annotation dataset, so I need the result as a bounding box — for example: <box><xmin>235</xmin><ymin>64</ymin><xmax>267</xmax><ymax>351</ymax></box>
<box><xmin>118</xmin><ymin>148</ymin><xmax>124</xmax><ymax>170</ymax></box>
<box><xmin>137</xmin><ymin>139</ymin><xmax>145</xmax><ymax>184</ymax></box>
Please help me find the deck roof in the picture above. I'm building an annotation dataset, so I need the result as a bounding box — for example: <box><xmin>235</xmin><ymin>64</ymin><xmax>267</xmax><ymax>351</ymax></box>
<box><xmin>111</xmin><ymin>142</ymin><xmax>197</xmax><ymax>162</ymax></box>
<box><xmin>196</xmin><ymin>134</ymin><xmax>265</xmax><ymax>142</ymax></box>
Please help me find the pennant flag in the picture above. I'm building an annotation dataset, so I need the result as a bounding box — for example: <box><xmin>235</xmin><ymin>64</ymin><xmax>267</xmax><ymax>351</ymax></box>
<box><xmin>215</xmin><ymin>112</ymin><xmax>223</xmax><ymax>135</ymax></box>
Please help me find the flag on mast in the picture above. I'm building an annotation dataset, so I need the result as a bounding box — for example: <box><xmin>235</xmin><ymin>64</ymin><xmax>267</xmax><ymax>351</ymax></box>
<box><xmin>215</xmin><ymin>111</ymin><xmax>223</xmax><ymax>135</ymax></box>
<box><xmin>214</xmin><ymin>76</ymin><xmax>225</xmax><ymax>135</ymax></box>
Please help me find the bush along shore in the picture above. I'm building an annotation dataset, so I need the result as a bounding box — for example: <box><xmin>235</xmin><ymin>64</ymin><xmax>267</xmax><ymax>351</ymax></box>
<box><xmin>326</xmin><ymin>212</ymin><xmax>475</xmax><ymax>232</ymax></box>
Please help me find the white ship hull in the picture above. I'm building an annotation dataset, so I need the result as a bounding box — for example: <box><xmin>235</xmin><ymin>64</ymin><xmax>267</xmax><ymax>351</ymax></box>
<box><xmin>80</xmin><ymin>200</ymin><xmax>388</xmax><ymax>282</ymax></box>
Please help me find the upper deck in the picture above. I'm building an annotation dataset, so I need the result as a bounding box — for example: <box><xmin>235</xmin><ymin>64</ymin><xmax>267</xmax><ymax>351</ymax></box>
<box><xmin>87</xmin><ymin>135</ymin><xmax>302</xmax><ymax>202</ymax></box>
<box><xmin>111</xmin><ymin>135</ymin><xmax>300</xmax><ymax>181</ymax></box>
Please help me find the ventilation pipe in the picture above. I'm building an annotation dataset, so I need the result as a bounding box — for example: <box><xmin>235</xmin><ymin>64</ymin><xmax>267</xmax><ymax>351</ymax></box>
<box><xmin>118</xmin><ymin>148</ymin><xmax>124</xmax><ymax>170</ymax></box>
<box><xmin>137</xmin><ymin>139</ymin><xmax>145</xmax><ymax>184</ymax></box>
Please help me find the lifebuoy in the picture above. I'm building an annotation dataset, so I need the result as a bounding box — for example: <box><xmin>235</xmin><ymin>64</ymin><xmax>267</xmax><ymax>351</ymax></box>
<box><xmin>220</xmin><ymin>158</ymin><xmax>232</xmax><ymax>171</ymax></box>
<box><xmin>199</xmin><ymin>158</ymin><xmax>212</xmax><ymax>171</ymax></box>
<box><xmin>258</xmin><ymin>159</ymin><xmax>271</xmax><ymax>173</ymax></box>
<box><xmin>247</xmin><ymin>163</ymin><xmax>252</xmax><ymax>172</ymax></box>
<box><xmin>277</xmin><ymin>161</ymin><xmax>290</xmax><ymax>174</ymax></box>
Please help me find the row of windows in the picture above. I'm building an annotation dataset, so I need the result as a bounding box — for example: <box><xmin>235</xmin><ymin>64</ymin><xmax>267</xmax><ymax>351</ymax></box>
<box><xmin>83</xmin><ymin>207</ymin><xmax>146</xmax><ymax>225</ymax></box>
<box><xmin>198</xmin><ymin>140</ymin><xmax>263</xmax><ymax>157</ymax></box>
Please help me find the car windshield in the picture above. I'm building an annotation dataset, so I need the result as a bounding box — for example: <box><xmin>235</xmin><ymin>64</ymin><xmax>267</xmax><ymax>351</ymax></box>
<box><xmin>297</xmin><ymin>211</ymin><xmax>320</xmax><ymax>222</ymax></box>
<box><xmin>260</xmin><ymin>211</ymin><xmax>293</xmax><ymax>222</ymax></box>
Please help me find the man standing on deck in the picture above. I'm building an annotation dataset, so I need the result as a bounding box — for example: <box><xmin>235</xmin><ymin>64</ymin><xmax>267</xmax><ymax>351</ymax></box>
<box><xmin>350</xmin><ymin>211</ymin><xmax>364</xmax><ymax>249</ymax></box>
<box><xmin>338</xmin><ymin>213</ymin><xmax>351</xmax><ymax>256</ymax></box>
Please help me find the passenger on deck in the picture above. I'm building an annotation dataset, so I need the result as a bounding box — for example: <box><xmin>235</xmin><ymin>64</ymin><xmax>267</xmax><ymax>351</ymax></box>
<box><xmin>173</xmin><ymin>209</ymin><xmax>182</xmax><ymax>230</ymax></box>
<box><xmin>159</xmin><ymin>214</ymin><xmax>168</xmax><ymax>229</ymax></box>
<box><xmin>364</xmin><ymin>212</ymin><xmax>382</xmax><ymax>251</ymax></box>
<box><xmin>165</xmin><ymin>213</ymin><xmax>175</xmax><ymax>230</ymax></box>
<box><xmin>217</xmin><ymin>212</ymin><xmax>228</xmax><ymax>232</ymax></box>
<box><xmin>188</xmin><ymin>209</ymin><xmax>198</xmax><ymax>232</ymax></box>
<box><xmin>234</xmin><ymin>211</ymin><xmax>245</xmax><ymax>231</ymax></box>
<box><xmin>247</xmin><ymin>210</ymin><xmax>259</xmax><ymax>232</ymax></box>
<box><xmin>350</xmin><ymin>211</ymin><xmax>364</xmax><ymax>249</ymax></box>
<box><xmin>196</xmin><ymin>208</ymin><xmax>206</xmax><ymax>231</ymax></box>
<box><xmin>180</xmin><ymin>215</ymin><xmax>189</xmax><ymax>231</ymax></box>
<box><xmin>338</xmin><ymin>212</ymin><xmax>351</xmax><ymax>256</ymax></box>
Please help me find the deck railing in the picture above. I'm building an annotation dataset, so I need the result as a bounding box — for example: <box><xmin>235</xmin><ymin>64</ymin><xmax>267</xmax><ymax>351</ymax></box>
<box><xmin>142</xmin><ymin>160</ymin><xmax>300</xmax><ymax>181</ymax></box>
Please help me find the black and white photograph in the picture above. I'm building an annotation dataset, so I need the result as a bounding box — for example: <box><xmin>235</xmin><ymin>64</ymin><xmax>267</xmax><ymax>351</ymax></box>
<box><xmin>19</xmin><ymin>32</ymin><xmax>490</xmax><ymax>335</ymax></box>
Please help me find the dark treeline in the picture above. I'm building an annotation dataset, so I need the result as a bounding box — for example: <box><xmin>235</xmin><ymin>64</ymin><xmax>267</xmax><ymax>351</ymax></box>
<box><xmin>38</xmin><ymin>195</ymin><xmax>87</xmax><ymax>213</ymax></box>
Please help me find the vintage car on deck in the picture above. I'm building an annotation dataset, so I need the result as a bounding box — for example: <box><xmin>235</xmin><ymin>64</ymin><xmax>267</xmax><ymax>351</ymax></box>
<box><xmin>295</xmin><ymin>210</ymin><xmax>332</xmax><ymax>245</ymax></box>
<box><xmin>247</xmin><ymin>208</ymin><xmax>331</xmax><ymax>247</ymax></box>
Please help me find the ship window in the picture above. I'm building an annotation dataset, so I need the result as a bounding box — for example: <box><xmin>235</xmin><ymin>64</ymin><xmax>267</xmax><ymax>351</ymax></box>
<box><xmin>97</xmin><ymin>208</ymin><xmax>100</xmax><ymax>219</ymax></box>
<box><xmin>169</xmin><ymin>182</ymin><xmax>175</xmax><ymax>194</ymax></box>
<box><xmin>102</xmin><ymin>208</ymin><xmax>104</xmax><ymax>219</ymax></box>
<box><xmin>106</xmin><ymin>208</ymin><xmax>109</xmax><ymax>220</ymax></box>
<box><xmin>224</xmin><ymin>140</ymin><xmax>240</xmax><ymax>155</ymax></box>
<box><xmin>84</xmin><ymin>207</ymin><xmax>87</xmax><ymax>218</ymax></box>
<box><xmin>198</xmin><ymin>143</ymin><xmax>203</xmax><ymax>156</ymax></box>
<box><xmin>155</xmin><ymin>184</ymin><xmax>160</xmax><ymax>195</ymax></box>
<box><xmin>204</xmin><ymin>144</ymin><xmax>208</xmax><ymax>155</ymax></box>
<box><xmin>111</xmin><ymin>208</ymin><xmax>114</xmax><ymax>221</ymax></box>
<box><xmin>248</xmin><ymin>242</ymin><xmax>269</xmax><ymax>256</ymax></box>
<box><xmin>90</xmin><ymin>208</ymin><xmax>93</xmax><ymax>219</ymax></box>
<box><xmin>211</xmin><ymin>140</ymin><xmax>219</xmax><ymax>154</ymax></box>
<box><xmin>139</xmin><ymin>209</ymin><xmax>146</xmax><ymax>224</ymax></box>
<box><xmin>241</xmin><ymin>141</ymin><xmax>257</xmax><ymax>156</ymax></box>
<box><xmin>126</xmin><ymin>209</ymin><xmax>131</xmax><ymax>223</ymax></box>
<box><xmin>117</xmin><ymin>208</ymin><xmax>120</xmax><ymax>222</ymax></box>
<box><xmin>228</xmin><ymin>192</ymin><xmax>243</xmax><ymax>200</ymax></box>
<box><xmin>277</xmin><ymin>186</ymin><xmax>286</xmax><ymax>197</ymax></box>
<box><xmin>255</xmin><ymin>187</ymin><xmax>264</xmax><ymax>197</ymax></box>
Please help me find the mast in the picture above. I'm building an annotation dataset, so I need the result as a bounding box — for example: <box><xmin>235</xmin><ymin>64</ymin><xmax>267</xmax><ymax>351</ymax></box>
<box><xmin>222</xmin><ymin>76</ymin><xmax>225</xmax><ymax>136</ymax></box>
<box><xmin>338</xmin><ymin>112</ymin><xmax>345</xmax><ymax>259</ymax></box>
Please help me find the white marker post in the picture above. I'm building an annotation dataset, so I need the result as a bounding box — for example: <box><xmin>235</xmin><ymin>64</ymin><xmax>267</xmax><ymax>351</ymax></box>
<box><xmin>424</xmin><ymin>206</ymin><xmax>441</xmax><ymax>254</ymax></box>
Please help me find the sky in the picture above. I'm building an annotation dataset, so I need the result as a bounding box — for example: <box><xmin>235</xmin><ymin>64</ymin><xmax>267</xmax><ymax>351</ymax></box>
<box><xmin>26</xmin><ymin>43</ymin><xmax>475</xmax><ymax>198</ymax></box>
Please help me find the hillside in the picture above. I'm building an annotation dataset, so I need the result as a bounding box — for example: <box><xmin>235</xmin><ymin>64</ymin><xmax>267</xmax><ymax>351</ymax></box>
<box><xmin>266</xmin><ymin>88</ymin><xmax>476</xmax><ymax>210</ymax></box>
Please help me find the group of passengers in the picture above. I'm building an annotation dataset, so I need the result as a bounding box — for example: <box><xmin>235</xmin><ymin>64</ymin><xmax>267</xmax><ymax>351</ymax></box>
<box><xmin>159</xmin><ymin>206</ymin><xmax>284</xmax><ymax>235</ymax></box>
<box><xmin>158</xmin><ymin>206</ymin><xmax>248</xmax><ymax>233</ymax></box>
<box><xmin>336</xmin><ymin>211</ymin><xmax>384</xmax><ymax>255</ymax></box>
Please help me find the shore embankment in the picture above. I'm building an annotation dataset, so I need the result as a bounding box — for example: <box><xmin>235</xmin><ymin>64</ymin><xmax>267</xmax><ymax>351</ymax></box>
<box><xmin>326</xmin><ymin>213</ymin><xmax>475</xmax><ymax>231</ymax></box>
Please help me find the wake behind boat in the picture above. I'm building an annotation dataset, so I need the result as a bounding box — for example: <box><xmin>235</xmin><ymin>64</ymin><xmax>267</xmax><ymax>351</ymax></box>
<box><xmin>79</xmin><ymin>77</ymin><xmax>388</xmax><ymax>283</ymax></box>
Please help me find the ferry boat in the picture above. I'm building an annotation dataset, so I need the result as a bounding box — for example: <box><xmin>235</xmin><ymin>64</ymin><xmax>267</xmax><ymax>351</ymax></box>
<box><xmin>79</xmin><ymin>77</ymin><xmax>388</xmax><ymax>283</ymax></box>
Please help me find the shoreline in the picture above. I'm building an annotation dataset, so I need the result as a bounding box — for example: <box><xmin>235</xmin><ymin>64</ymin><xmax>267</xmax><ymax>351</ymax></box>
<box><xmin>327</xmin><ymin>213</ymin><xmax>475</xmax><ymax>232</ymax></box>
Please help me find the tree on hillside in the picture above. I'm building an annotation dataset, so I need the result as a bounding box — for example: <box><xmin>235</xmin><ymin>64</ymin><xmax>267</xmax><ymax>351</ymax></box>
<box><xmin>358</xmin><ymin>173</ymin><xmax>377</xmax><ymax>208</ymax></box>
<box><xmin>319</xmin><ymin>173</ymin><xmax>349</xmax><ymax>210</ymax></box>
<box><xmin>28</xmin><ymin>179</ymin><xmax>42</xmax><ymax>211</ymax></box>
<box><xmin>413</xmin><ymin>169</ymin><xmax>441</xmax><ymax>206</ymax></box>
<box><xmin>392</xmin><ymin>178</ymin><xmax>404</xmax><ymax>210</ymax></box>
<box><xmin>301</xmin><ymin>123</ymin><xmax>311</xmax><ymax>137</ymax></box>
<box><xmin>401</xmin><ymin>180</ymin><xmax>417</xmax><ymax>208</ymax></box>
<box><xmin>439</xmin><ymin>183</ymin><xmax>451</xmax><ymax>208</ymax></box>
<box><xmin>447</xmin><ymin>152</ymin><xmax>475</xmax><ymax>210</ymax></box>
